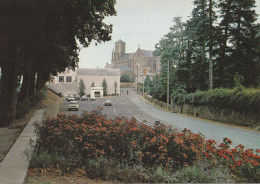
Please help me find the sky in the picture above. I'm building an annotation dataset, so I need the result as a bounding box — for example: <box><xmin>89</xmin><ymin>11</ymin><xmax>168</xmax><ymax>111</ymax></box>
<box><xmin>78</xmin><ymin>0</ymin><xmax>260</xmax><ymax>69</ymax></box>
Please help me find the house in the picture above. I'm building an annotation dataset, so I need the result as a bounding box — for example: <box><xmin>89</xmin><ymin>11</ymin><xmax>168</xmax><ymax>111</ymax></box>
<box><xmin>49</xmin><ymin>68</ymin><xmax>120</xmax><ymax>97</ymax></box>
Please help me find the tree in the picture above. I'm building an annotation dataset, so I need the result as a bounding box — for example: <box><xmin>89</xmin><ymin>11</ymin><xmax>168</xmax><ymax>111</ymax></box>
<box><xmin>0</xmin><ymin>0</ymin><xmax>116</xmax><ymax>127</ymax></box>
<box><xmin>91</xmin><ymin>81</ymin><xmax>95</xmax><ymax>87</ymax></box>
<box><xmin>79</xmin><ymin>79</ymin><xmax>86</xmax><ymax>97</ymax></box>
<box><xmin>214</xmin><ymin>0</ymin><xmax>259</xmax><ymax>88</ymax></box>
<box><xmin>102</xmin><ymin>79</ymin><xmax>108</xmax><ymax>96</ymax></box>
<box><xmin>114</xmin><ymin>81</ymin><xmax>117</xmax><ymax>95</ymax></box>
<box><xmin>120</xmin><ymin>73</ymin><xmax>130</xmax><ymax>82</ymax></box>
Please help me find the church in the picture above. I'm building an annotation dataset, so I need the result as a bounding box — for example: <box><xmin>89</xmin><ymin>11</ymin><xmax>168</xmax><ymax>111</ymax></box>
<box><xmin>105</xmin><ymin>39</ymin><xmax>161</xmax><ymax>83</ymax></box>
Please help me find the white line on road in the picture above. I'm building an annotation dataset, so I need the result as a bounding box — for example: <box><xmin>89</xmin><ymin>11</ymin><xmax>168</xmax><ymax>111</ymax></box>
<box><xmin>134</xmin><ymin>115</ymin><xmax>151</xmax><ymax>127</ymax></box>
<box><xmin>114</xmin><ymin>109</ymin><xmax>116</xmax><ymax>113</ymax></box>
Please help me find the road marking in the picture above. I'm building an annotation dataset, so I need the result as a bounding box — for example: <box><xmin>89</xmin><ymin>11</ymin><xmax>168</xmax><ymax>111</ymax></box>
<box><xmin>114</xmin><ymin>109</ymin><xmax>116</xmax><ymax>113</ymax></box>
<box><xmin>134</xmin><ymin>115</ymin><xmax>151</xmax><ymax>127</ymax></box>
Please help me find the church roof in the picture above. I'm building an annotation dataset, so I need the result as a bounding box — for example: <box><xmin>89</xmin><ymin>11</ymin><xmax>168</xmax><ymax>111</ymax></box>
<box><xmin>118</xmin><ymin>53</ymin><xmax>134</xmax><ymax>61</ymax></box>
<box><xmin>77</xmin><ymin>68</ymin><xmax>120</xmax><ymax>76</ymax></box>
<box><xmin>105</xmin><ymin>63</ymin><xmax>133</xmax><ymax>72</ymax></box>
<box><xmin>115</xmin><ymin>39</ymin><xmax>125</xmax><ymax>44</ymax></box>
<box><xmin>140</xmin><ymin>49</ymin><xmax>154</xmax><ymax>57</ymax></box>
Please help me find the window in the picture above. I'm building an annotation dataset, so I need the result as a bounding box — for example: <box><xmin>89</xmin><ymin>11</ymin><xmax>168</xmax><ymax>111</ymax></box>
<box><xmin>59</xmin><ymin>76</ymin><xmax>64</xmax><ymax>83</ymax></box>
<box><xmin>66</xmin><ymin>76</ymin><xmax>72</xmax><ymax>82</ymax></box>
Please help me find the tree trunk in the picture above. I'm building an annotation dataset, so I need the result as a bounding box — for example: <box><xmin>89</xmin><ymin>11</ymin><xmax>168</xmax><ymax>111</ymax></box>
<box><xmin>18</xmin><ymin>57</ymin><xmax>35</xmax><ymax>102</ymax></box>
<box><xmin>208</xmin><ymin>0</ymin><xmax>213</xmax><ymax>90</ymax></box>
<box><xmin>0</xmin><ymin>61</ymin><xmax>18</xmax><ymax>127</ymax></box>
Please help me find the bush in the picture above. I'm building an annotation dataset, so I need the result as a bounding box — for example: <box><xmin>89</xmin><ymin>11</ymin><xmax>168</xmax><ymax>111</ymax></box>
<box><xmin>174</xmin><ymin>164</ymin><xmax>234</xmax><ymax>183</ymax></box>
<box><xmin>173</xmin><ymin>88</ymin><xmax>260</xmax><ymax>111</ymax></box>
<box><xmin>31</xmin><ymin>109</ymin><xmax>260</xmax><ymax>182</ymax></box>
<box><xmin>16</xmin><ymin>87</ymin><xmax>47</xmax><ymax>118</ymax></box>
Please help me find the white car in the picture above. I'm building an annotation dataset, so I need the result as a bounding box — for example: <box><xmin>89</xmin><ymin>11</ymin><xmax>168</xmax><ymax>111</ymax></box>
<box><xmin>67</xmin><ymin>94</ymin><xmax>75</xmax><ymax>101</ymax></box>
<box><xmin>81</xmin><ymin>95</ymin><xmax>88</xmax><ymax>101</ymax></box>
<box><xmin>104</xmin><ymin>100</ymin><xmax>112</xmax><ymax>106</ymax></box>
<box><xmin>69</xmin><ymin>101</ymin><xmax>79</xmax><ymax>111</ymax></box>
<box><xmin>90</xmin><ymin>97</ymin><xmax>95</xmax><ymax>101</ymax></box>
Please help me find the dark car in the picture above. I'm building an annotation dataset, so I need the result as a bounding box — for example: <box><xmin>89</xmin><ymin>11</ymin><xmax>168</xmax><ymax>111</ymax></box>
<box><xmin>81</xmin><ymin>95</ymin><xmax>88</xmax><ymax>101</ymax></box>
<box><xmin>74</xmin><ymin>94</ymin><xmax>80</xmax><ymax>100</ymax></box>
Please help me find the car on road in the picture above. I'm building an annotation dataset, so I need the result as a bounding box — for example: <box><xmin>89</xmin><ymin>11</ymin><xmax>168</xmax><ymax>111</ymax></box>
<box><xmin>81</xmin><ymin>95</ymin><xmax>88</xmax><ymax>101</ymax></box>
<box><xmin>90</xmin><ymin>97</ymin><xmax>95</xmax><ymax>101</ymax></box>
<box><xmin>104</xmin><ymin>100</ymin><xmax>112</xmax><ymax>106</ymax></box>
<box><xmin>69</xmin><ymin>101</ymin><xmax>79</xmax><ymax>111</ymax></box>
<box><xmin>67</xmin><ymin>94</ymin><xmax>75</xmax><ymax>101</ymax></box>
<box><xmin>74</xmin><ymin>94</ymin><xmax>80</xmax><ymax>100</ymax></box>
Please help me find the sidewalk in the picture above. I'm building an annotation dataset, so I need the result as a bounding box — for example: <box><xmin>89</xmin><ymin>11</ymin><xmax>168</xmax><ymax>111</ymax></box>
<box><xmin>0</xmin><ymin>110</ymin><xmax>44</xmax><ymax>184</ymax></box>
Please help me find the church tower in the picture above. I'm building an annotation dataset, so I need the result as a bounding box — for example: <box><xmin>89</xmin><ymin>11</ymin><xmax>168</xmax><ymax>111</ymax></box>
<box><xmin>112</xmin><ymin>39</ymin><xmax>125</xmax><ymax>63</ymax></box>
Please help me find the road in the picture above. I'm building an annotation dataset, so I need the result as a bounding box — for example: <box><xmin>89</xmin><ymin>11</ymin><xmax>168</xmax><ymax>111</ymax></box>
<box><xmin>59</xmin><ymin>88</ymin><xmax>260</xmax><ymax>150</ymax></box>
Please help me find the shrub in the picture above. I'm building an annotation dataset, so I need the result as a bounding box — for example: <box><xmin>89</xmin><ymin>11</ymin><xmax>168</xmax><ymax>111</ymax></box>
<box><xmin>31</xmin><ymin>109</ymin><xmax>260</xmax><ymax>182</ymax></box>
<box><xmin>16</xmin><ymin>87</ymin><xmax>47</xmax><ymax>118</ymax></box>
<box><xmin>174</xmin><ymin>164</ymin><xmax>234</xmax><ymax>183</ymax></box>
<box><xmin>173</xmin><ymin>88</ymin><xmax>260</xmax><ymax>111</ymax></box>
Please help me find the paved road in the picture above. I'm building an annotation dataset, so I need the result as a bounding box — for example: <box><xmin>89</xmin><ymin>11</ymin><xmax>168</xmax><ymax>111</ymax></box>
<box><xmin>60</xmin><ymin>88</ymin><xmax>260</xmax><ymax>150</ymax></box>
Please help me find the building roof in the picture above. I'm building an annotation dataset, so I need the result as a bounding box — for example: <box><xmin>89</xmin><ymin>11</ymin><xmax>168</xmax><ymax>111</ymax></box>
<box><xmin>105</xmin><ymin>63</ymin><xmax>133</xmax><ymax>72</ymax></box>
<box><xmin>77</xmin><ymin>68</ymin><xmax>120</xmax><ymax>76</ymax></box>
<box><xmin>115</xmin><ymin>39</ymin><xmax>125</xmax><ymax>44</ymax></box>
<box><xmin>118</xmin><ymin>53</ymin><xmax>134</xmax><ymax>61</ymax></box>
<box><xmin>140</xmin><ymin>49</ymin><xmax>154</xmax><ymax>57</ymax></box>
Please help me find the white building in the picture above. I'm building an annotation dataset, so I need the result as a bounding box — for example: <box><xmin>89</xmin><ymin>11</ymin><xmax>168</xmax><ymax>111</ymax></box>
<box><xmin>49</xmin><ymin>68</ymin><xmax>120</xmax><ymax>96</ymax></box>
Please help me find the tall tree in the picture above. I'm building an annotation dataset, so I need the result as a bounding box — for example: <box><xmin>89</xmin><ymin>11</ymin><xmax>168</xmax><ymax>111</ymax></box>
<box><xmin>102</xmin><ymin>79</ymin><xmax>108</xmax><ymax>96</ymax></box>
<box><xmin>79</xmin><ymin>79</ymin><xmax>86</xmax><ymax>97</ymax></box>
<box><xmin>217</xmin><ymin>0</ymin><xmax>259</xmax><ymax>87</ymax></box>
<box><xmin>0</xmin><ymin>0</ymin><xmax>116</xmax><ymax>127</ymax></box>
<box><xmin>114</xmin><ymin>81</ymin><xmax>117</xmax><ymax>95</ymax></box>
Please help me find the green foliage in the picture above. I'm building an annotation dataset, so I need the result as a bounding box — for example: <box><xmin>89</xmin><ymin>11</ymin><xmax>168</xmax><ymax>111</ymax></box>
<box><xmin>120</xmin><ymin>73</ymin><xmax>130</xmax><ymax>82</ymax></box>
<box><xmin>151</xmin><ymin>0</ymin><xmax>259</xmax><ymax>102</ymax></box>
<box><xmin>79</xmin><ymin>79</ymin><xmax>86</xmax><ymax>97</ymax></box>
<box><xmin>102</xmin><ymin>79</ymin><xmax>108</xmax><ymax>96</ymax></box>
<box><xmin>234</xmin><ymin>72</ymin><xmax>244</xmax><ymax>90</ymax></box>
<box><xmin>16</xmin><ymin>88</ymin><xmax>46</xmax><ymax>119</ymax></box>
<box><xmin>173</xmin><ymin>87</ymin><xmax>260</xmax><ymax>111</ymax></box>
<box><xmin>174</xmin><ymin>164</ymin><xmax>234</xmax><ymax>183</ymax></box>
<box><xmin>31</xmin><ymin>110</ymin><xmax>260</xmax><ymax>182</ymax></box>
<box><xmin>0</xmin><ymin>0</ymin><xmax>116</xmax><ymax>126</ymax></box>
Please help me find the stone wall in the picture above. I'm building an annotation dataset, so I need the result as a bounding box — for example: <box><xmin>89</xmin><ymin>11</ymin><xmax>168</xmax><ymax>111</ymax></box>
<box><xmin>173</xmin><ymin>103</ymin><xmax>260</xmax><ymax>129</ymax></box>
<box><xmin>120</xmin><ymin>82</ymin><xmax>134</xmax><ymax>88</ymax></box>
<box><xmin>144</xmin><ymin>95</ymin><xmax>172</xmax><ymax>111</ymax></box>
<box><xmin>42</xmin><ymin>89</ymin><xmax>61</xmax><ymax>119</ymax></box>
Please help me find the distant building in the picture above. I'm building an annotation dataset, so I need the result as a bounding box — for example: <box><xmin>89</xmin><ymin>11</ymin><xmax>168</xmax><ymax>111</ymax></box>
<box><xmin>106</xmin><ymin>39</ymin><xmax>161</xmax><ymax>87</ymax></box>
<box><xmin>49</xmin><ymin>68</ymin><xmax>120</xmax><ymax>96</ymax></box>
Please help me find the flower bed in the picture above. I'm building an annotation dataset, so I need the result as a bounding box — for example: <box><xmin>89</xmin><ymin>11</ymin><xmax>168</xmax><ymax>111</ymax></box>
<box><xmin>31</xmin><ymin>108</ymin><xmax>260</xmax><ymax>182</ymax></box>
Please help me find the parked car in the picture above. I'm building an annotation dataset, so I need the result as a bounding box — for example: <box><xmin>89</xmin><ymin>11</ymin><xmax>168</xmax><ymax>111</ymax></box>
<box><xmin>74</xmin><ymin>94</ymin><xmax>80</xmax><ymax>100</ymax></box>
<box><xmin>67</xmin><ymin>95</ymin><xmax>75</xmax><ymax>101</ymax></box>
<box><xmin>81</xmin><ymin>95</ymin><xmax>88</xmax><ymax>101</ymax></box>
<box><xmin>90</xmin><ymin>97</ymin><xmax>95</xmax><ymax>101</ymax></box>
<box><xmin>69</xmin><ymin>101</ymin><xmax>79</xmax><ymax>111</ymax></box>
<box><xmin>104</xmin><ymin>100</ymin><xmax>112</xmax><ymax>106</ymax></box>
<box><xmin>66</xmin><ymin>94</ymin><xmax>74</xmax><ymax>101</ymax></box>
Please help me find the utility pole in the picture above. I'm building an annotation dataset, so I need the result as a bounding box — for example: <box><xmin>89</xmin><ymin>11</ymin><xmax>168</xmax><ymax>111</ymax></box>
<box><xmin>167</xmin><ymin>60</ymin><xmax>170</xmax><ymax>105</ymax></box>
<box><xmin>143</xmin><ymin>79</ymin><xmax>144</xmax><ymax>96</ymax></box>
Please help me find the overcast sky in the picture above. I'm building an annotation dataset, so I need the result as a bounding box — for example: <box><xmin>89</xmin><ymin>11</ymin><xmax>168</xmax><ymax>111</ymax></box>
<box><xmin>78</xmin><ymin>0</ymin><xmax>260</xmax><ymax>69</ymax></box>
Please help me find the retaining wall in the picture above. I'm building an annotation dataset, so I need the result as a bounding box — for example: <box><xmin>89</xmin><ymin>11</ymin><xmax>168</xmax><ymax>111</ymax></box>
<box><xmin>173</xmin><ymin>103</ymin><xmax>260</xmax><ymax>128</ymax></box>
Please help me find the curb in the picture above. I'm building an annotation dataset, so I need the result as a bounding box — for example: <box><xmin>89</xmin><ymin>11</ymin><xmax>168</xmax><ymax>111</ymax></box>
<box><xmin>0</xmin><ymin>110</ymin><xmax>44</xmax><ymax>184</ymax></box>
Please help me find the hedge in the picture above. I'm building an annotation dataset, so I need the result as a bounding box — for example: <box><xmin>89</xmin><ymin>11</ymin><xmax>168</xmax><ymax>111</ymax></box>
<box><xmin>173</xmin><ymin>88</ymin><xmax>260</xmax><ymax>112</ymax></box>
